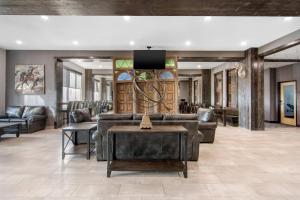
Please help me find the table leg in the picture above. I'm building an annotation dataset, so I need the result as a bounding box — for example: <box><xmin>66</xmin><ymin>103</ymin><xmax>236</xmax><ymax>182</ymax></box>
<box><xmin>74</xmin><ymin>131</ymin><xmax>78</xmax><ymax>145</ymax></box>
<box><xmin>107</xmin><ymin>133</ymin><xmax>112</xmax><ymax>177</ymax></box>
<box><xmin>87</xmin><ymin>130</ymin><xmax>91</xmax><ymax>160</ymax></box>
<box><xmin>183</xmin><ymin>133</ymin><xmax>188</xmax><ymax>178</ymax></box>
<box><xmin>179</xmin><ymin>133</ymin><xmax>182</xmax><ymax>160</ymax></box>
<box><xmin>223</xmin><ymin>111</ymin><xmax>226</xmax><ymax>126</ymax></box>
<box><xmin>16</xmin><ymin>124</ymin><xmax>21</xmax><ymax>138</ymax></box>
<box><xmin>62</xmin><ymin>130</ymin><xmax>65</xmax><ymax>160</ymax></box>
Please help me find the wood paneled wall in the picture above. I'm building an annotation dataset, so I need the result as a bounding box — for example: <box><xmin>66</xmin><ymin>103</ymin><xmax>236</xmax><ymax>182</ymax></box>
<box><xmin>238</xmin><ymin>48</ymin><xmax>264</xmax><ymax>130</ymax></box>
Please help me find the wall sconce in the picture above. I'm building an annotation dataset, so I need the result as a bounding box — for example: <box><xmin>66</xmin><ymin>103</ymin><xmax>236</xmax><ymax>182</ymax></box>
<box><xmin>234</xmin><ymin>62</ymin><xmax>247</xmax><ymax>79</ymax></box>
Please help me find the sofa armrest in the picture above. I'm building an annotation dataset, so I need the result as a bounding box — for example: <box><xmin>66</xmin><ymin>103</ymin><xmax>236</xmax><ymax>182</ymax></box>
<box><xmin>27</xmin><ymin>115</ymin><xmax>47</xmax><ymax>122</ymax></box>
<box><xmin>198</xmin><ymin>122</ymin><xmax>217</xmax><ymax>129</ymax></box>
<box><xmin>190</xmin><ymin>131</ymin><xmax>204</xmax><ymax>161</ymax></box>
<box><xmin>0</xmin><ymin>114</ymin><xmax>8</xmax><ymax>119</ymax></box>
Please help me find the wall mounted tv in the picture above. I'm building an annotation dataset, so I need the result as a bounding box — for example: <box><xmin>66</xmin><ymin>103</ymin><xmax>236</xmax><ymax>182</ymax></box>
<box><xmin>133</xmin><ymin>50</ymin><xmax>166</xmax><ymax>69</ymax></box>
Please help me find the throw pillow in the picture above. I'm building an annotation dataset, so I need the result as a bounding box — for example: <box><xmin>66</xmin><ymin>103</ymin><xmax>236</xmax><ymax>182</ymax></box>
<box><xmin>71</xmin><ymin>108</ymin><xmax>92</xmax><ymax>123</ymax></box>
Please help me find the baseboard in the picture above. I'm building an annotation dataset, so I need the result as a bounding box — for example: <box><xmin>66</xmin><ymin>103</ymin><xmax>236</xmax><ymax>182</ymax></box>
<box><xmin>264</xmin><ymin>120</ymin><xmax>279</xmax><ymax>123</ymax></box>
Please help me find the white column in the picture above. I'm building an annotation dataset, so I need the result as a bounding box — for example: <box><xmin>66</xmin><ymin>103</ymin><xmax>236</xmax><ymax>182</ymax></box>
<box><xmin>0</xmin><ymin>49</ymin><xmax>6</xmax><ymax>114</ymax></box>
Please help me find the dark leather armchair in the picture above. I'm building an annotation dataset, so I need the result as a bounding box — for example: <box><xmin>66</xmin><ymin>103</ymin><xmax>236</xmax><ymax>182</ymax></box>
<box><xmin>197</xmin><ymin>108</ymin><xmax>218</xmax><ymax>143</ymax></box>
<box><xmin>223</xmin><ymin>107</ymin><xmax>239</xmax><ymax>127</ymax></box>
<box><xmin>0</xmin><ymin>106</ymin><xmax>47</xmax><ymax>133</ymax></box>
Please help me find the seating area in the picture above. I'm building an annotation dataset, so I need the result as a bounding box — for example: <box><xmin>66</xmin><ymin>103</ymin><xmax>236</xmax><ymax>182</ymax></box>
<box><xmin>0</xmin><ymin>106</ymin><xmax>47</xmax><ymax>133</ymax></box>
<box><xmin>0</xmin><ymin>3</ymin><xmax>300</xmax><ymax>199</ymax></box>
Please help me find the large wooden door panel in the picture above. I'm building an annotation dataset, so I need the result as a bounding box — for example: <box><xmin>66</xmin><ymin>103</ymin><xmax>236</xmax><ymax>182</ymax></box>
<box><xmin>116</xmin><ymin>82</ymin><xmax>133</xmax><ymax>113</ymax></box>
<box><xmin>159</xmin><ymin>81</ymin><xmax>175</xmax><ymax>113</ymax></box>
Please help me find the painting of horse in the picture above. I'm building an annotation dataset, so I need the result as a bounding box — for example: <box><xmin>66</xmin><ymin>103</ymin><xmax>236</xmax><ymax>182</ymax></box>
<box><xmin>15</xmin><ymin>65</ymin><xmax>45</xmax><ymax>94</ymax></box>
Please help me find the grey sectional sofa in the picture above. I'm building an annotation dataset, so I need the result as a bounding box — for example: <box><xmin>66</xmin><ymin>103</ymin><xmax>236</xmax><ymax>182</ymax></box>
<box><xmin>0</xmin><ymin>106</ymin><xmax>47</xmax><ymax>133</ymax></box>
<box><xmin>92</xmin><ymin>113</ymin><xmax>207</xmax><ymax>161</ymax></box>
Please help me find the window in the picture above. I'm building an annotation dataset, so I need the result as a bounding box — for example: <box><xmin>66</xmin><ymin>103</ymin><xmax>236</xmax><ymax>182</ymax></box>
<box><xmin>160</xmin><ymin>71</ymin><xmax>174</xmax><ymax>80</ymax></box>
<box><xmin>214</xmin><ymin>71</ymin><xmax>223</xmax><ymax>107</ymax></box>
<box><xmin>63</xmin><ymin>68</ymin><xmax>82</xmax><ymax>102</ymax></box>
<box><xmin>227</xmin><ymin>69</ymin><xmax>238</xmax><ymax>108</ymax></box>
<box><xmin>94</xmin><ymin>80</ymin><xmax>100</xmax><ymax>101</ymax></box>
<box><xmin>117</xmin><ymin>72</ymin><xmax>132</xmax><ymax>81</ymax></box>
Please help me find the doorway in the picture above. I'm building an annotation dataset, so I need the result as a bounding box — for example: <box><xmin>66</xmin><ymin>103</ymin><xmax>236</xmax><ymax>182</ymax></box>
<box><xmin>280</xmin><ymin>81</ymin><xmax>297</xmax><ymax>126</ymax></box>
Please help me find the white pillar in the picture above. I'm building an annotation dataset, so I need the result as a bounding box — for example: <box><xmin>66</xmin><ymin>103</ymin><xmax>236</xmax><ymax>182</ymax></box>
<box><xmin>0</xmin><ymin>49</ymin><xmax>6</xmax><ymax>114</ymax></box>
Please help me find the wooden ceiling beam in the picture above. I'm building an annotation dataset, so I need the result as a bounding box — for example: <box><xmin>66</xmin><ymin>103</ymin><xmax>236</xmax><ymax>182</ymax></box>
<box><xmin>0</xmin><ymin>0</ymin><xmax>299</xmax><ymax>16</ymax></box>
<box><xmin>258</xmin><ymin>29</ymin><xmax>300</xmax><ymax>57</ymax></box>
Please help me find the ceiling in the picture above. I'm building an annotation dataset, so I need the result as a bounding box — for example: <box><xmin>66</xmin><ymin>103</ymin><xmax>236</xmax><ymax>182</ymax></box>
<box><xmin>70</xmin><ymin>59</ymin><xmax>113</xmax><ymax>69</ymax></box>
<box><xmin>0</xmin><ymin>16</ymin><xmax>299</xmax><ymax>50</ymax></box>
<box><xmin>178</xmin><ymin>62</ymin><xmax>223</xmax><ymax>69</ymax></box>
<box><xmin>0</xmin><ymin>0</ymin><xmax>299</xmax><ymax>16</ymax></box>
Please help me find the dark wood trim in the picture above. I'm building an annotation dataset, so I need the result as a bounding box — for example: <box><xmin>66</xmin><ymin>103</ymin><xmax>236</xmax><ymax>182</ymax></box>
<box><xmin>178</xmin><ymin>74</ymin><xmax>202</xmax><ymax>77</ymax></box>
<box><xmin>177</xmin><ymin>57</ymin><xmax>244</xmax><ymax>62</ymax></box>
<box><xmin>226</xmin><ymin>68</ymin><xmax>238</xmax><ymax>108</ymax></box>
<box><xmin>259</xmin><ymin>29</ymin><xmax>300</xmax><ymax>57</ymax></box>
<box><xmin>264</xmin><ymin>120</ymin><xmax>280</xmax><ymax>123</ymax></box>
<box><xmin>264</xmin><ymin>59</ymin><xmax>300</xmax><ymax>62</ymax></box>
<box><xmin>214</xmin><ymin>71</ymin><xmax>223</xmax><ymax>107</ymax></box>
<box><xmin>58</xmin><ymin>56</ymin><xmax>113</xmax><ymax>61</ymax></box>
<box><xmin>2</xmin><ymin>0</ymin><xmax>299</xmax><ymax>16</ymax></box>
<box><xmin>259</xmin><ymin>39</ymin><xmax>300</xmax><ymax>57</ymax></box>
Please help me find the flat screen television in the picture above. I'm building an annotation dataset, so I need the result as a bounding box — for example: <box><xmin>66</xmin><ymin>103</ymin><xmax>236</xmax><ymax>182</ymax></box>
<box><xmin>133</xmin><ymin>50</ymin><xmax>166</xmax><ymax>69</ymax></box>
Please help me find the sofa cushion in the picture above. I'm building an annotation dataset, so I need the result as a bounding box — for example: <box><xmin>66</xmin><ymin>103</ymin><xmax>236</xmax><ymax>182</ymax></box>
<box><xmin>133</xmin><ymin>113</ymin><xmax>163</xmax><ymax>120</ymax></box>
<box><xmin>98</xmin><ymin>114</ymin><xmax>133</xmax><ymax>120</ymax></box>
<box><xmin>71</xmin><ymin>108</ymin><xmax>92</xmax><ymax>123</ymax></box>
<box><xmin>22</xmin><ymin>106</ymin><xmax>46</xmax><ymax>118</ymax></box>
<box><xmin>199</xmin><ymin>109</ymin><xmax>215</xmax><ymax>122</ymax></box>
<box><xmin>225</xmin><ymin>108</ymin><xmax>239</xmax><ymax>116</ymax></box>
<box><xmin>9</xmin><ymin>118</ymin><xmax>27</xmax><ymax>123</ymax></box>
<box><xmin>6</xmin><ymin>106</ymin><xmax>25</xmax><ymax>118</ymax></box>
<box><xmin>163</xmin><ymin>114</ymin><xmax>198</xmax><ymax>120</ymax></box>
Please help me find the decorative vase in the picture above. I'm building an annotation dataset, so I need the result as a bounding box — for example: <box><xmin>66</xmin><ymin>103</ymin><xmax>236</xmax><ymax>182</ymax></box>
<box><xmin>140</xmin><ymin>113</ymin><xmax>152</xmax><ymax>129</ymax></box>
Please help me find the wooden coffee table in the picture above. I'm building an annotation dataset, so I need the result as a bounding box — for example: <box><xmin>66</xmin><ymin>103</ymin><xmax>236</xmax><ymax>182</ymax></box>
<box><xmin>62</xmin><ymin>123</ymin><xmax>97</xmax><ymax>160</ymax></box>
<box><xmin>0</xmin><ymin>122</ymin><xmax>22</xmax><ymax>139</ymax></box>
<box><xmin>107</xmin><ymin>125</ymin><xmax>188</xmax><ymax>178</ymax></box>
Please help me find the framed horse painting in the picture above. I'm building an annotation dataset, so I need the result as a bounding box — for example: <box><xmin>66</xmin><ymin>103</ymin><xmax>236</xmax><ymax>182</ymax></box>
<box><xmin>15</xmin><ymin>64</ymin><xmax>45</xmax><ymax>94</ymax></box>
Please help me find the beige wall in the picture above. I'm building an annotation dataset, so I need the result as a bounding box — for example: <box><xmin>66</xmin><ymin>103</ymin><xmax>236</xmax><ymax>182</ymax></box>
<box><xmin>0</xmin><ymin>49</ymin><xmax>6</xmax><ymax>114</ymax></box>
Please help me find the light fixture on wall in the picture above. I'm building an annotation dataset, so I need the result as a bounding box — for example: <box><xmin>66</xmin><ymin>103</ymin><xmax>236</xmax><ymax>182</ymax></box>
<box><xmin>234</xmin><ymin>62</ymin><xmax>247</xmax><ymax>79</ymax></box>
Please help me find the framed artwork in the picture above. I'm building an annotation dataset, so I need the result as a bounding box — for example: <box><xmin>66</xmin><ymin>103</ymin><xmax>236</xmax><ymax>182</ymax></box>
<box><xmin>15</xmin><ymin>64</ymin><xmax>45</xmax><ymax>94</ymax></box>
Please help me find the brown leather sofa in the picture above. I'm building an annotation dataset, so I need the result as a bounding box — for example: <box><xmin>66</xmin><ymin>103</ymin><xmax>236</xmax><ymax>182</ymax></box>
<box><xmin>223</xmin><ymin>107</ymin><xmax>239</xmax><ymax>127</ymax></box>
<box><xmin>197</xmin><ymin>108</ymin><xmax>218</xmax><ymax>143</ymax></box>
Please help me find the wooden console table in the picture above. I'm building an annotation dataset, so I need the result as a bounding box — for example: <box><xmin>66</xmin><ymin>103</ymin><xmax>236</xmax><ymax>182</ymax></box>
<box><xmin>107</xmin><ymin>125</ymin><xmax>188</xmax><ymax>178</ymax></box>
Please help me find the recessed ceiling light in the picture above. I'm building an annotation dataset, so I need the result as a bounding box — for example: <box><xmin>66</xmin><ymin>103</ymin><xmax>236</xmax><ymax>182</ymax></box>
<box><xmin>284</xmin><ymin>17</ymin><xmax>293</xmax><ymax>21</ymax></box>
<box><xmin>123</xmin><ymin>16</ymin><xmax>130</xmax><ymax>21</ymax></box>
<box><xmin>72</xmin><ymin>41</ymin><xmax>79</xmax><ymax>45</ymax></box>
<box><xmin>129</xmin><ymin>41</ymin><xmax>135</xmax><ymax>46</ymax></box>
<box><xmin>16</xmin><ymin>40</ymin><xmax>23</xmax><ymax>45</ymax></box>
<box><xmin>197</xmin><ymin>65</ymin><xmax>201</xmax><ymax>68</ymax></box>
<box><xmin>185</xmin><ymin>41</ymin><xmax>191</xmax><ymax>46</ymax></box>
<box><xmin>204</xmin><ymin>16</ymin><xmax>212</xmax><ymax>22</ymax></box>
<box><xmin>40</xmin><ymin>15</ymin><xmax>49</xmax><ymax>21</ymax></box>
<box><xmin>240</xmin><ymin>41</ymin><xmax>248</xmax><ymax>46</ymax></box>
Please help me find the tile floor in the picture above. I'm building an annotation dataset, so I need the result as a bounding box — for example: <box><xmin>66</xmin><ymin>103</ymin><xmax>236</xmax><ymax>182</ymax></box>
<box><xmin>0</xmin><ymin>125</ymin><xmax>300</xmax><ymax>200</ymax></box>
